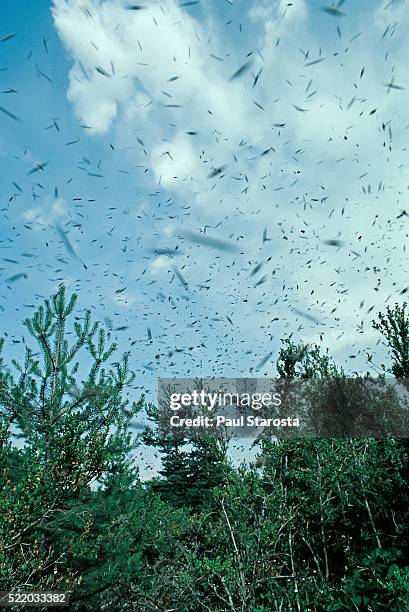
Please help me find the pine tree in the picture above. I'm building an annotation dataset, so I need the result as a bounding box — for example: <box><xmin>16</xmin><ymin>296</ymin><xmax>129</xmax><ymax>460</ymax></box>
<box><xmin>0</xmin><ymin>286</ymin><xmax>143</xmax><ymax>592</ymax></box>
<box><xmin>143</xmin><ymin>386</ymin><xmax>230</xmax><ymax>510</ymax></box>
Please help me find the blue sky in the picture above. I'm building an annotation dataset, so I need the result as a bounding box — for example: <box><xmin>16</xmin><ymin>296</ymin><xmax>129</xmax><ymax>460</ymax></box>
<box><xmin>1</xmin><ymin>0</ymin><xmax>408</xmax><ymax>420</ymax></box>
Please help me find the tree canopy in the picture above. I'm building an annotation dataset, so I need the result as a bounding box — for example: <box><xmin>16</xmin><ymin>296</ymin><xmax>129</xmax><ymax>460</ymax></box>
<box><xmin>0</xmin><ymin>287</ymin><xmax>408</xmax><ymax>611</ymax></box>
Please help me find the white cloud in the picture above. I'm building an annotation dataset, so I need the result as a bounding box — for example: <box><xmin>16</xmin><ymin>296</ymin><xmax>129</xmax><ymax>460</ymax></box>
<box><xmin>150</xmin><ymin>255</ymin><xmax>172</xmax><ymax>273</ymax></box>
<box><xmin>22</xmin><ymin>197</ymin><xmax>67</xmax><ymax>229</ymax></box>
<box><xmin>53</xmin><ymin>0</ymin><xmax>211</xmax><ymax>133</ymax></box>
<box><xmin>152</xmin><ymin>134</ymin><xmax>201</xmax><ymax>187</ymax></box>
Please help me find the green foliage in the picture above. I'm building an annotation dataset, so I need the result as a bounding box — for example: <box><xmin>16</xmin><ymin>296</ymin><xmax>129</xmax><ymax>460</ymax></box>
<box><xmin>144</xmin><ymin>412</ymin><xmax>230</xmax><ymax>509</ymax></box>
<box><xmin>0</xmin><ymin>287</ymin><xmax>143</xmax><ymax>596</ymax></box>
<box><xmin>42</xmin><ymin>468</ymin><xmax>191</xmax><ymax>610</ymax></box>
<box><xmin>276</xmin><ymin>336</ymin><xmax>341</xmax><ymax>379</ymax></box>
<box><xmin>1</xmin><ymin>292</ymin><xmax>408</xmax><ymax>611</ymax></box>
<box><xmin>373</xmin><ymin>302</ymin><xmax>409</xmax><ymax>378</ymax></box>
